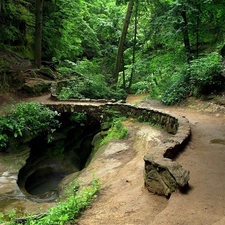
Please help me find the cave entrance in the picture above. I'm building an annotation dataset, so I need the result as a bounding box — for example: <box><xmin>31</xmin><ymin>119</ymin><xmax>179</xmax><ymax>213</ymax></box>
<box><xmin>17</xmin><ymin>112</ymin><xmax>101</xmax><ymax>200</ymax></box>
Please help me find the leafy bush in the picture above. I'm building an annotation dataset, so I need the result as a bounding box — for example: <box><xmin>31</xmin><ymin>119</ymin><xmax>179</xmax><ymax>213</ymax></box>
<box><xmin>161</xmin><ymin>78</ymin><xmax>191</xmax><ymax>105</ymax></box>
<box><xmin>70</xmin><ymin>112</ymin><xmax>88</xmax><ymax>127</ymax></box>
<box><xmin>0</xmin><ymin>178</ymin><xmax>101</xmax><ymax>225</ymax></box>
<box><xmin>0</xmin><ymin>134</ymin><xmax>8</xmax><ymax>148</ymax></box>
<box><xmin>70</xmin><ymin>112</ymin><xmax>87</xmax><ymax>123</ymax></box>
<box><xmin>58</xmin><ymin>59</ymin><xmax>107</xmax><ymax>99</ymax></box>
<box><xmin>162</xmin><ymin>52</ymin><xmax>225</xmax><ymax>105</ymax></box>
<box><xmin>131</xmin><ymin>52</ymin><xmax>186</xmax><ymax>100</ymax></box>
<box><xmin>58</xmin><ymin>76</ymin><xmax>107</xmax><ymax>100</ymax></box>
<box><xmin>131</xmin><ymin>80</ymin><xmax>151</xmax><ymax>95</ymax></box>
<box><xmin>56</xmin><ymin>60</ymin><xmax>77</xmax><ymax>77</ymax></box>
<box><xmin>58</xmin><ymin>59</ymin><xmax>127</xmax><ymax>100</ymax></box>
<box><xmin>0</xmin><ymin>102</ymin><xmax>61</xmax><ymax>149</ymax></box>
<box><xmin>188</xmin><ymin>52</ymin><xmax>224</xmax><ymax>95</ymax></box>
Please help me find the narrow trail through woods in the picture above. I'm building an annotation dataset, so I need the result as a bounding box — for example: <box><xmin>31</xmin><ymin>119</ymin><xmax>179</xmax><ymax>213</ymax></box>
<box><xmin>0</xmin><ymin>93</ymin><xmax>225</xmax><ymax>224</ymax></box>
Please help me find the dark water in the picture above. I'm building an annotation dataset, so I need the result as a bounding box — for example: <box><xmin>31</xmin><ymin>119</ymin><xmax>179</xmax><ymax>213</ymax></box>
<box><xmin>24</xmin><ymin>168</ymin><xmax>65</xmax><ymax>196</ymax></box>
<box><xmin>28</xmin><ymin>177</ymin><xmax>62</xmax><ymax>195</ymax></box>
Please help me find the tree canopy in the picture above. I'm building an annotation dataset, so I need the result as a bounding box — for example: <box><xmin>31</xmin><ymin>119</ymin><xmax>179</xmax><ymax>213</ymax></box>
<box><xmin>0</xmin><ymin>0</ymin><xmax>225</xmax><ymax>104</ymax></box>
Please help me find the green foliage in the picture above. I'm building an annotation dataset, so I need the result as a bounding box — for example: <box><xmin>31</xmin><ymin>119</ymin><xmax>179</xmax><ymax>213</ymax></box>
<box><xmin>86</xmin><ymin>0</ymin><xmax>126</xmax><ymax>76</ymax></box>
<box><xmin>161</xmin><ymin>52</ymin><xmax>225</xmax><ymax>105</ymax></box>
<box><xmin>0</xmin><ymin>0</ymin><xmax>34</xmax><ymax>57</ymax></box>
<box><xmin>126</xmin><ymin>0</ymin><xmax>225</xmax><ymax>104</ymax></box>
<box><xmin>100</xmin><ymin>118</ymin><xmax>128</xmax><ymax>146</ymax></box>
<box><xmin>0</xmin><ymin>208</ymin><xmax>17</xmax><ymax>224</ymax></box>
<box><xmin>0</xmin><ymin>102</ymin><xmax>61</xmax><ymax>149</ymax></box>
<box><xmin>162</xmin><ymin>77</ymin><xmax>191</xmax><ymax>105</ymax></box>
<box><xmin>58</xmin><ymin>76</ymin><xmax>107</xmax><ymax>100</ymax></box>
<box><xmin>43</xmin><ymin>0</ymin><xmax>100</xmax><ymax>61</ymax></box>
<box><xmin>0</xmin><ymin>134</ymin><xmax>8</xmax><ymax>148</ymax></box>
<box><xmin>70</xmin><ymin>112</ymin><xmax>87</xmax><ymax>127</ymax></box>
<box><xmin>58</xmin><ymin>59</ymin><xmax>127</xmax><ymax>100</ymax></box>
<box><xmin>70</xmin><ymin>112</ymin><xmax>87</xmax><ymax>123</ymax></box>
<box><xmin>56</xmin><ymin>60</ymin><xmax>76</xmax><ymax>77</ymax></box>
<box><xmin>0</xmin><ymin>178</ymin><xmax>101</xmax><ymax>225</ymax></box>
<box><xmin>1</xmin><ymin>0</ymin><xmax>225</xmax><ymax>105</ymax></box>
<box><xmin>131</xmin><ymin>51</ymin><xmax>187</xmax><ymax>100</ymax></box>
<box><xmin>188</xmin><ymin>52</ymin><xmax>224</xmax><ymax>95</ymax></box>
<box><xmin>35</xmin><ymin>178</ymin><xmax>100</xmax><ymax>225</ymax></box>
<box><xmin>131</xmin><ymin>81</ymin><xmax>151</xmax><ymax>95</ymax></box>
<box><xmin>58</xmin><ymin>59</ymin><xmax>107</xmax><ymax>99</ymax></box>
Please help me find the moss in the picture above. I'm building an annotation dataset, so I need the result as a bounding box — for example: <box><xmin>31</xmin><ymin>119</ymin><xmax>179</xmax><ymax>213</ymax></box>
<box><xmin>39</xmin><ymin>67</ymin><xmax>56</xmax><ymax>80</ymax></box>
<box><xmin>21</xmin><ymin>79</ymin><xmax>52</xmax><ymax>95</ymax></box>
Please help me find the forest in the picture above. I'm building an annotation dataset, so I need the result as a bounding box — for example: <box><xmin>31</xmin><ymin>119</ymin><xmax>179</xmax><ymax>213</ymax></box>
<box><xmin>1</xmin><ymin>0</ymin><xmax>225</xmax><ymax>104</ymax></box>
<box><xmin>1</xmin><ymin>1</ymin><xmax>225</xmax><ymax>224</ymax></box>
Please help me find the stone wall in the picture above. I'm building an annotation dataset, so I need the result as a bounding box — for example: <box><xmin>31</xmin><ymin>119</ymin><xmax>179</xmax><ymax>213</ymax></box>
<box><xmin>46</xmin><ymin>102</ymin><xmax>191</xmax><ymax>197</ymax></box>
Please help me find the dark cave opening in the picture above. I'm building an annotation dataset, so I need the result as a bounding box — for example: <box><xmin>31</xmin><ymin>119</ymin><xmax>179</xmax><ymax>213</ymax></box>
<box><xmin>17</xmin><ymin>112</ymin><xmax>101</xmax><ymax>199</ymax></box>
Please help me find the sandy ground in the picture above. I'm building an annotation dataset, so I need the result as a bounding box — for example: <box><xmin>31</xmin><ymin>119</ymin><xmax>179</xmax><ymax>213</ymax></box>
<box><xmin>1</xmin><ymin>93</ymin><xmax>225</xmax><ymax>225</ymax></box>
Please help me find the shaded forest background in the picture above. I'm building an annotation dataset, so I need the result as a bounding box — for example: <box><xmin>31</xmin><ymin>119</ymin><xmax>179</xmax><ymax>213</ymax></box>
<box><xmin>1</xmin><ymin>0</ymin><xmax>225</xmax><ymax>104</ymax></box>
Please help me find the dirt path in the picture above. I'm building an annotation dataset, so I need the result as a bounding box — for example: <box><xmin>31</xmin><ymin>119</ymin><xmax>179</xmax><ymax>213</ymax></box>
<box><xmin>144</xmin><ymin>105</ymin><xmax>225</xmax><ymax>225</ymax></box>
<box><xmin>1</xmin><ymin>93</ymin><xmax>225</xmax><ymax>224</ymax></box>
<box><xmin>76</xmin><ymin>96</ymin><xmax>225</xmax><ymax>225</ymax></box>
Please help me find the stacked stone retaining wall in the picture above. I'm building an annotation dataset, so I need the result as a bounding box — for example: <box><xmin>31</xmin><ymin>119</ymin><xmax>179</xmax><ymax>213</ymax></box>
<box><xmin>46</xmin><ymin>102</ymin><xmax>191</xmax><ymax>197</ymax></box>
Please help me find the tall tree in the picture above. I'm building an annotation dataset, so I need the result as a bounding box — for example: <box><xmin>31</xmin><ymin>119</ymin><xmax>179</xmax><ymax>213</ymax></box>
<box><xmin>34</xmin><ymin>0</ymin><xmax>44</xmax><ymax>68</ymax></box>
<box><xmin>128</xmin><ymin>1</ymin><xmax>138</xmax><ymax>90</ymax></box>
<box><xmin>85</xmin><ymin>0</ymin><xmax>126</xmax><ymax>79</ymax></box>
<box><xmin>113</xmin><ymin>1</ymin><xmax>134</xmax><ymax>84</ymax></box>
<box><xmin>180</xmin><ymin>5</ymin><xmax>192</xmax><ymax>65</ymax></box>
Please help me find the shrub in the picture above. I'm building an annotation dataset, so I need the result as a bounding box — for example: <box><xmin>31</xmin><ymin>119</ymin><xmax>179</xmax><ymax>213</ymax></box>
<box><xmin>188</xmin><ymin>52</ymin><xmax>224</xmax><ymax>95</ymax></box>
<box><xmin>34</xmin><ymin>179</ymin><xmax>100</xmax><ymax>225</ymax></box>
<box><xmin>131</xmin><ymin>81</ymin><xmax>151</xmax><ymax>95</ymax></box>
<box><xmin>162</xmin><ymin>52</ymin><xmax>225</xmax><ymax>105</ymax></box>
<box><xmin>161</xmin><ymin>78</ymin><xmax>190</xmax><ymax>105</ymax></box>
<box><xmin>58</xmin><ymin>59</ymin><xmax>127</xmax><ymax>101</ymax></box>
<box><xmin>58</xmin><ymin>59</ymin><xmax>109</xmax><ymax>99</ymax></box>
<box><xmin>0</xmin><ymin>102</ymin><xmax>61</xmax><ymax>150</ymax></box>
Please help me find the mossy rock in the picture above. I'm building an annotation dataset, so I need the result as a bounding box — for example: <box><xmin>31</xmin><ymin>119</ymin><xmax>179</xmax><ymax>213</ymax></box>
<box><xmin>39</xmin><ymin>67</ymin><xmax>56</xmax><ymax>80</ymax></box>
<box><xmin>21</xmin><ymin>78</ymin><xmax>52</xmax><ymax>96</ymax></box>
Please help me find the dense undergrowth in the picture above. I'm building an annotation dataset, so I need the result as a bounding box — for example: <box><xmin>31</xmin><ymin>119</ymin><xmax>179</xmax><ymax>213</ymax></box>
<box><xmin>1</xmin><ymin>0</ymin><xmax>225</xmax><ymax>105</ymax></box>
<box><xmin>0</xmin><ymin>101</ymin><xmax>61</xmax><ymax>150</ymax></box>
<box><xmin>57</xmin><ymin>59</ymin><xmax>127</xmax><ymax>100</ymax></box>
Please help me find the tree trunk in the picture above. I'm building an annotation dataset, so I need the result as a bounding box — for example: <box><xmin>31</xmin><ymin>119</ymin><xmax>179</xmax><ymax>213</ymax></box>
<box><xmin>195</xmin><ymin>1</ymin><xmax>200</xmax><ymax>59</ymax></box>
<box><xmin>122</xmin><ymin>55</ymin><xmax>126</xmax><ymax>89</ymax></box>
<box><xmin>128</xmin><ymin>1</ymin><xmax>138</xmax><ymax>91</ymax></box>
<box><xmin>113</xmin><ymin>1</ymin><xmax>134</xmax><ymax>85</ymax></box>
<box><xmin>181</xmin><ymin>8</ymin><xmax>192</xmax><ymax>65</ymax></box>
<box><xmin>34</xmin><ymin>0</ymin><xmax>44</xmax><ymax>68</ymax></box>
